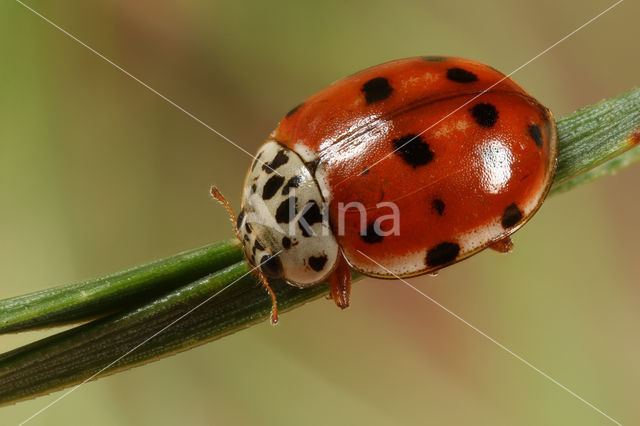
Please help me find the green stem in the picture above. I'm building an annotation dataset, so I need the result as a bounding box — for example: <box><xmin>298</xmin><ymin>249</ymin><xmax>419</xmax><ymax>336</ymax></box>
<box><xmin>0</xmin><ymin>239</ymin><xmax>243</xmax><ymax>334</ymax></box>
<box><xmin>0</xmin><ymin>88</ymin><xmax>638</xmax><ymax>407</ymax></box>
<box><xmin>0</xmin><ymin>262</ymin><xmax>341</xmax><ymax>405</ymax></box>
<box><xmin>551</xmin><ymin>88</ymin><xmax>640</xmax><ymax>194</ymax></box>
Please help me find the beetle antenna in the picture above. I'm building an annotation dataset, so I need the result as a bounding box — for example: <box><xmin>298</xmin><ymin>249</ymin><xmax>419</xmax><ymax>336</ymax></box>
<box><xmin>210</xmin><ymin>185</ymin><xmax>241</xmax><ymax>241</ymax></box>
<box><xmin>210</xmin><ymin>185</ymin><xmax>279</xmax><ymax>325</ymax></box>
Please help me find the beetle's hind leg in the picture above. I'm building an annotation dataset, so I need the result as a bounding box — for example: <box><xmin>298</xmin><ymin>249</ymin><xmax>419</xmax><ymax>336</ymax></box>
<box><xmin>489</xmin><ymin>236</ymin><xmax>514</xmax><ymax>253</ymax></box>
<box><xmin>328</xmin><ymin>251</ymin><xmax>352</xmax><ymax>309</ymax></box>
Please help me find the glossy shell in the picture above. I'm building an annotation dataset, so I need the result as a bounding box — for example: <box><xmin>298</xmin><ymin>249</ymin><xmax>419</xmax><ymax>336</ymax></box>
<box><xmin>272</xmin><ymin>56</ymin><xmax>557</xmax><ymax>279</ymax></box>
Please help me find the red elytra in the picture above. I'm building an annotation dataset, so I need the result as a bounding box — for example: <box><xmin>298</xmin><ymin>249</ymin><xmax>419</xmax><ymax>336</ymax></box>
<box><xmin>214</xmin><ymin>56</ymin><xmax>557</xmax><ymax>323</ymax></box>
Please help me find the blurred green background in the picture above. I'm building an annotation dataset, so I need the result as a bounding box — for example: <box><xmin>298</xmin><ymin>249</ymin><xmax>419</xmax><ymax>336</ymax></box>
<box><xmin>1</xmin><ymin>0</ymin><xmax>638</xmax><ymax>425</ymax></box>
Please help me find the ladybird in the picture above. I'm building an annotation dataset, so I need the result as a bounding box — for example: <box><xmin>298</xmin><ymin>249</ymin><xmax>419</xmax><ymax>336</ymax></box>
<box><xmin>212</xmin><ymin>56</ymin><xmax>557</xmax><ymax>324</ymax></box>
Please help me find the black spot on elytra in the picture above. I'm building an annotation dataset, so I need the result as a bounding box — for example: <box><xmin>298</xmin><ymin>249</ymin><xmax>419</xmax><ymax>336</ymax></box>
<box><xmin>262</xmin><ymin>149</ymin><xmax>289</xmax><ymax>174</ymax></box>
<box><xmin>260</xmin><ymin>254</ymin><xmax>283</xmax><ymax>278</ymax></box>
<box><xmin>254</xmin><ymin>239</ymin><xmax>265</xmax><ymax>251</ymax></box>
<box><xmin>286</xmin><ymin>103</ymin><xmax>302</xmax><ymax>117</ymax></box>
<box><xmin>423</xmin><ymin>56</ymin><xmax>446</xmax><ymax>62</ymax></box>
<box><xmin>471</xmin><ymin>103</ymin><xmax>498</xmax><ymax>128</ymax></box>
<box><xmin>361</xmin><ymin>223</ymin><xmax>383</xmax><ymax>244</ymax></box>
<box><xmin>251</xmin><ymin>184</ymin><xmax>257</xmax><ymax>194</ymax></box>
<box><xmin>282</xmin><ymin>175</ymin><xmax>302</xmax><ymax>195</ymax></box>
<box><xmin>262</xmin><ymin>175</ymin><xmax>285</xmax><ymax>200</ymax></box>
<box><xmin>446</xmin><ymin>67</ymin><xmax>478</xmax><ymax>83</ymax></box>
<box><xmin>243</xmin><ymin>234</ymin><xmax>250</xmax><ymax>242</ymax></box>
<box><xmin>426</xmin><ymin>242</ymin><xmax>460</xmax><ymax>267</ymax></box>
<box><xmin>392</xmin><ymin>134</ymin><xmax>434</xmax><ymax>167</ymax></box>
<box><xmin>236</xmin><ymin>210</ymin><xmax>245</xmax><ymax>229</ymax></box>
<box><xmin>282</xmin><ymin>236</ymin><xmax>291</xmax><ymax>249</ymax></box>
<box><xmin>275</xmin><ymin>197</ymin><xmax>297</xmax><ymax>223</ymax></box>
<box><xmin>501</xmin><ymin>203</ymin><xmax>523</xmax><ymax>228</ymax></box>
<box><xmin>361</xmin><ymin>77</ymin><xmax>393</xmax><ymax>103</ymax></box>
<box><xmin>528</xmin><ymin>124</ymin><xmax>543</xmax><ymax>147</ymax></box>
<box><xmin>244</xmin><ymin>222</ymin><xmax>252</xmax><ymax>234</ymax></box>
<box><xmin>299</xmin><ymin>200</ymin><xmax>323</xmax><ymax>237</ymax></box>
<box><xmin>432</xmin><ymin>199</ymin><xmax>445</xmax><ymax>216</ymax></box>
<box><xmin>308</xmin><ymin>255</ymin><xmax>328</xmax><ymax>272</ymax></box>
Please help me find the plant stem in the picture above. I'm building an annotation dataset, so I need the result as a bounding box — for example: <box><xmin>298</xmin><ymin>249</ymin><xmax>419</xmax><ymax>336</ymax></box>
<box><xmin>551</xmin><ymin>88</ymin><xmax>640</xmax><ymax>194</ymax></box>
<box><xmin>0</xmin><ymin>239</ymin><xmax>243</xmax><ymax>334</ymax></box>
<box><xmin>0</xmin><ymin>262</ymin><xmax>337</xmax><ymax>405</ymax></box>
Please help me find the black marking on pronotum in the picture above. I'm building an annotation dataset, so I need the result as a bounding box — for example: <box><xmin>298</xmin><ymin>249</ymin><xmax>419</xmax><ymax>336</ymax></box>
<box><xmin>286</xmin><ymin>103</ymin><xmax>302</xmax><ymax>117</ymax></box>
<box><xmin>432</xmin><ymin>199</ymin><xmax>445</xmax><ymax>216</ymax></box>
<box><xmin>245</xmin><ymin>222</ymin><xmax>252</xmax><ymax>234</ymax></box>
<box><xmin>361</xmin><ymin>77</ymin><xmax>393</xmax><ymax>103</ymax></box>
<box><xmin>298</xmin><ymin>200</ymin><xmax>323</xmax><ymax>237</ymax></box>
<box><xmin>282</xmin><ymin>175</ymin><xmax>302</xmax><ymax>195</ymax></box>
<box><xmin>282</xmin><ymin>236</ymin><xmax>291</xmax><ymax>249</ymax></box>
<box><xmin>308</xmin><ymin>255</ymin><xmax>328</xmax><ymax>272</ymax></box>
<box><xmin>471</xmin><ymin>103</ymin><xmax>498</xmax><ymax>128</ymax></box>
<box><xmin>301</xmin><ymin>200</ymin><xmax>322</xmax><ymax>225</ymax></box>
<box><xmin>426</xmin><ymin>242</ymin><xmax>460</xmax><ymax>267</ymax></box>
<box><xmin>262</xmin><ymin>149</ymin><xmax>289</xmax><ymax>173</ymax></box>
<box><xmin>260</xmin><ymin>254</ymin><xmax>283</xmax><ymax>278</ymax></box>
<box><xmin>423</xmin><ymin>56</ymin><xmax>446</xmax><ymax>62</ymax></box>
<box><xmin>501</xmin><ymin>203</ymin><xmax>523</xmax><ymax>228</ymax></box>
<box><xmin>275</xmin><ymin>196</ymin><xmax>298</xmax><ymax>223</ymax></box>
<box><xmin>528</xmin><ymin>124</ymin><xmax>543</xmax><ymax>147</ymax></box>
<box><xmin>446</xmin><ymin>67</ymin><xmax>478</xmax><ymax>83</ymax></box>
<box><xmin>305</xmin><ymin>159</ymin><xmax>320</xmax><ymax>176</ymax></box>
<box><xmin>236</xmin><ymin>210</ymin><xmax>245</xmax><ymax>229</ymax></box>
<box><xmin>361</xmin><ymin>223</ymin><xmax>383</xmax><ymax>244</ymax></box>
<box><xmin>300</xmin><ymin>226</ymin><xmax>312</xmax><ymax>238</ymax></box>
<box><xmin>392</xmin><ymin>134</ymin><xmax>434</xmax><ymax>167</ymax></box>
<box><xmin>262</xmin><ymin>175</ymin><xmax>285</xmax><ymax>200</ymax></box>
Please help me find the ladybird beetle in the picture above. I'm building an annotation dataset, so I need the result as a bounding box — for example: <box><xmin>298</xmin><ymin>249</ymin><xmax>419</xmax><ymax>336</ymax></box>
<box><xmin>212</xmin><ymin>56</ymin><xmax>557</xmax><ymax>324</ymax></box>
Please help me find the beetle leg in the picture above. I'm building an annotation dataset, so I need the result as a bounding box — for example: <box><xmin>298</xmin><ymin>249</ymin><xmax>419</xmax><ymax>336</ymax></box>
<box><xmin>329</xmin><ymin>251</ymin><xmax>351</xmax><ymax>309</ymax></box>
<box><xmin>489</xmin><ymin>236</ymin><xmax>514</xmax><ymax>253</ymax></box>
